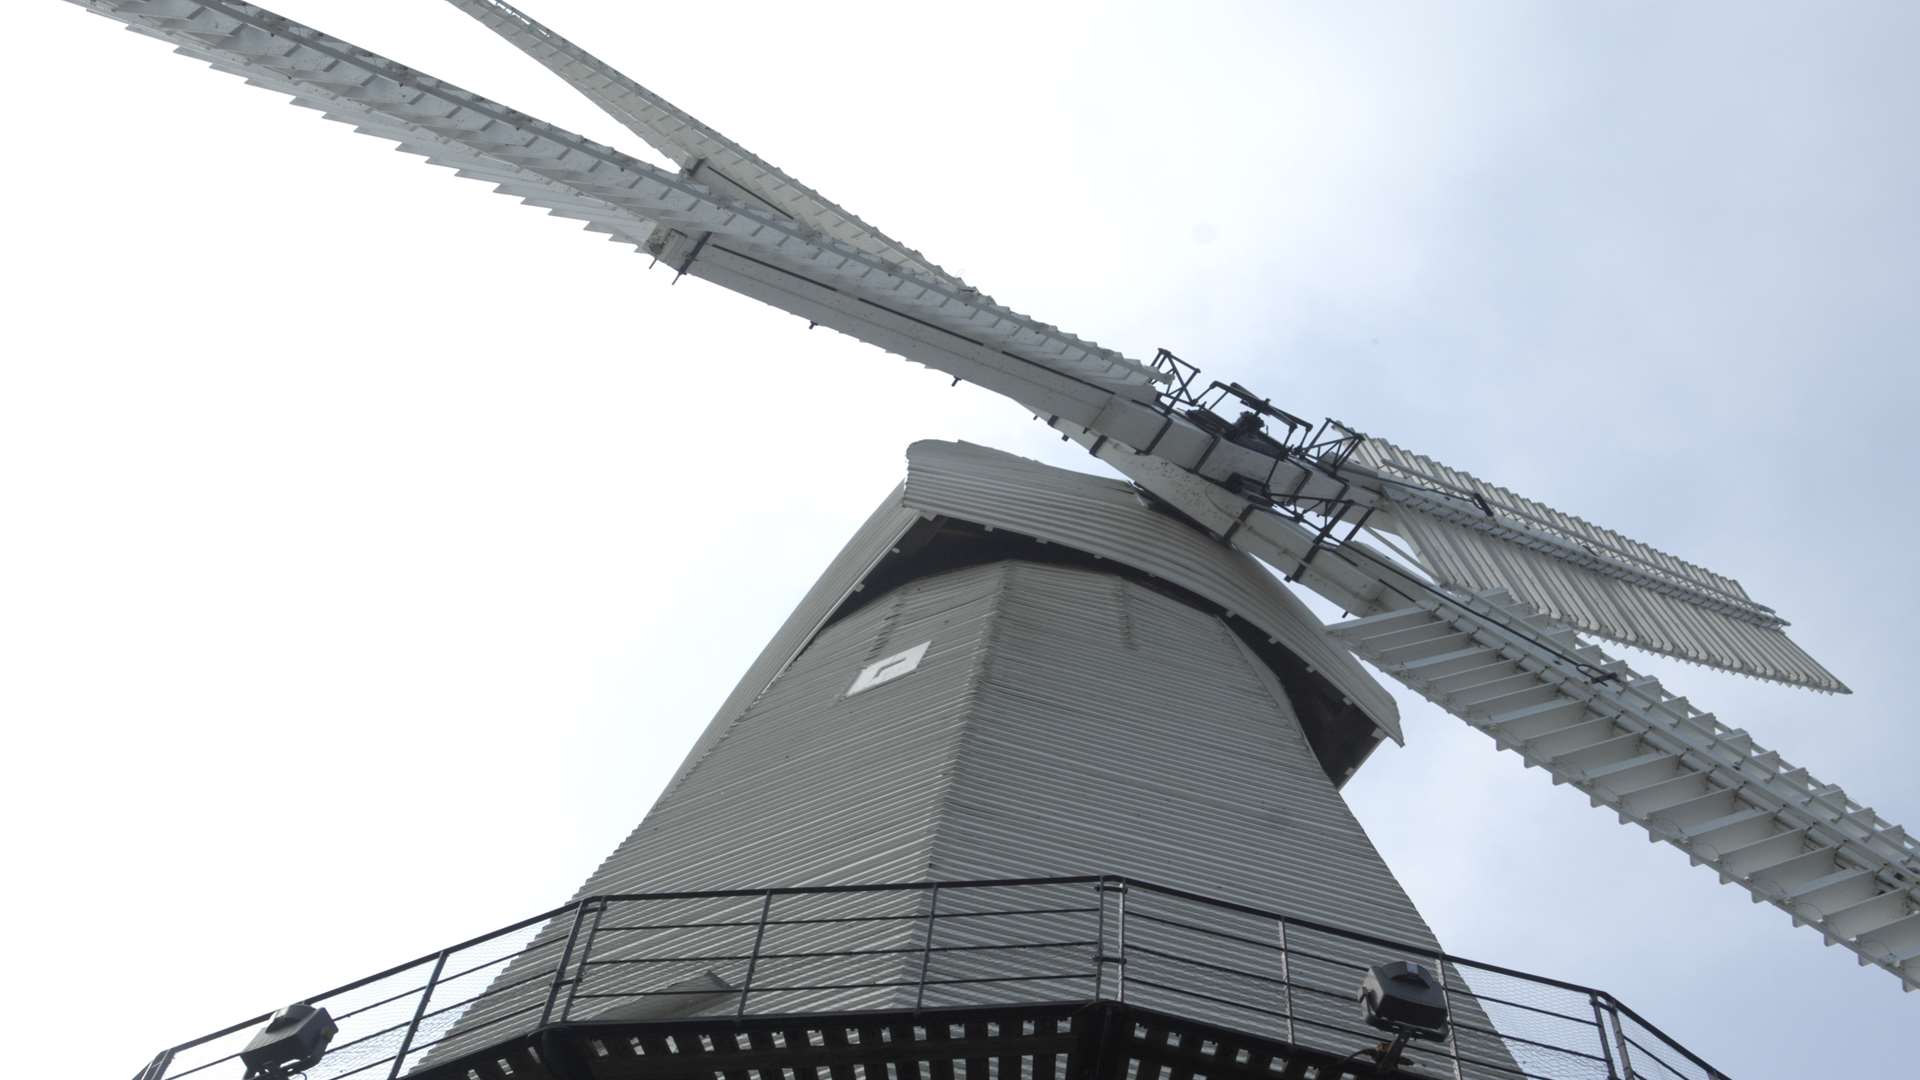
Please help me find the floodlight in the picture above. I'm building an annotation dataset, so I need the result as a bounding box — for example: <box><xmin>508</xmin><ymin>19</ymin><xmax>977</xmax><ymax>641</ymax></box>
<box><xmin>1350</xmin><ymin>961</ymin><xmax>1450</xmax><ymax>1074</ymax></box>
<box><xmin>1358</xmin><ymin>960</ymin><xmax>1449</xmax><ymax>1040</ymax></box>
<box><xmin>240</xmin><ymin>1003</ymin><xmax>336</xmax><ymax>1080</ymax></box>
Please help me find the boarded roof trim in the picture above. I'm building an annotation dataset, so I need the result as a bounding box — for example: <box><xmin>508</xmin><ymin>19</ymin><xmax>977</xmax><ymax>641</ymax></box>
<box><xmin>901</xmin><ymin>441</ymin><xmax>1400</xmax><ymax>745</ymax></box>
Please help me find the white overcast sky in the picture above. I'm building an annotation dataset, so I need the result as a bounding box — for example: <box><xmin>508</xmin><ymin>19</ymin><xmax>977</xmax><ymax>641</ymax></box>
<box><xmin>3</xmin><ymin>2</ymin><xmax>1915</xmax><ymax>1076</ymax></box>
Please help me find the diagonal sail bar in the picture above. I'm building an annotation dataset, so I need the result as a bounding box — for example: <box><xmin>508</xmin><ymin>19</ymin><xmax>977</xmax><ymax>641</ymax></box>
<box><xmin>1329</xmin><ymin>594</ymin><xmax>1917</xmax><ymax>991</ymax></box>
<box><xmin>68</xmin><ymin>0</ymin><xmax>1163</xmax><ymax>416</ymax></box>
<box><xmin>442</xmin><ymin>0</ymin><xmax>976</xmax><ymax>294</ymax></box>
<box><xmin>1347</xmin><ymin>437</ymin><xmax>1847</xmax><ymax>693</ymax></box>
<box><xmin>1355</xmin><ymin>436</ymin><xmax>1763</xmax><ymax>615</ymax></box>
<box><xmin>67</xmin><ymin>0</ymin><xmax>1380</xmax><ymax>552</ymax></box>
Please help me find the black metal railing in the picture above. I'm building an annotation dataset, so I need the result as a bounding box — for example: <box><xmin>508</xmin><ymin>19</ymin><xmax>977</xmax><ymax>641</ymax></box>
<box><xmin>132</xmin><ymin>876</ymin><xmax>1727</xmax><ymax>1080</ymax></box>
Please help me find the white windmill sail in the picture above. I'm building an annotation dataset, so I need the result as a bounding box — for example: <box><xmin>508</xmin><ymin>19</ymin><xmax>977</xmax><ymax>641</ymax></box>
<box><xmin>66</xmin><ymin>2</ymin><xmax>1366</xmax><ymax>516</ymax></box>
<box><xmin>1327</xmin><ymin>595</ymin><xmax>1918</xmax><ymax>991</ymax></box>
<box><xmin>1349</xmin><ymin>437</ymin><xmax>1847</xmax><ymax>692</ymax></box>
<box><xmin>68</xmin><ymin>0</ymin><xmax>1161</xmax><ymax>418</ymax></box>
<box><xmin>441</xmin><ymin>0</ymin><xmax>977</xmax><ymax>293</ymax></box>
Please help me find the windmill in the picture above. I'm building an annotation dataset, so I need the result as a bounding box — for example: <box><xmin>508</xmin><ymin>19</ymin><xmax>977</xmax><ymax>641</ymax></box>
<box><xmin>26</xmin><ymin>1</ymin><xmax>1916</xmax><ymax>1077</ymax></box>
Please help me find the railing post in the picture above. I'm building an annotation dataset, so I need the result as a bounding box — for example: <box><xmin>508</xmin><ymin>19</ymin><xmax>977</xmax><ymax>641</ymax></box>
<box><xmin>1092</xmin><ymin>878</ymin><xmax>1109</xmax><ymax>1000</ymax></box>
<box><xmin>1590</xmin><ymin>994</ymin><xmax>1621</xmax><ymax>1080</ymax></box>
<box><xmin>137</xmin><ymin>1049</ymin><xmax>175</xmax><ymax>1080</ymax></box>
<box><xmin>539</xmin><ymin>901</ymin><xmax>592</xmax><ymax>1028</ymax></box>
<box><xmin>560</xmin><ymin>898</ymin><xmax>608</xmax><ymax>1023</ymax></box>
<box><xmin>1602</xmin><ymin>995</ymin><xmax>1636</xmax><ymax>1079</ymax></box>
<box><xmin>386</xmin><ymin>948</ymin><xmax>450</xmax><ymax>1080</ymax></box>
<box><xmin>1432</xmin><ymin>954</ymin><xmax>1464</xmax><ymax>1080</ymax></box>
<box><xmin>914</xmin><ymin>883</ymin><xmax>943</xmax><ymax>1010</ymax></box>
<box><xmin>1113</xmin><ymin>880</ymin><xmax>1127</xmax><ymax>1003</ymax></box>
<box><xmin>1276</xmin><ymin>916</ymin><xmax>1295</xmax><ymax>1046</ymax></box>
<box><xmin>737</xmin><ymin>891</ymin><xmax>775</xmax><ymax>1017</ymax></box>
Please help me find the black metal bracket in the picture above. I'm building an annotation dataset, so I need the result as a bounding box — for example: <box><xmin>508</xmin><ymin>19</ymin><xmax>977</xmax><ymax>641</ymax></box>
<box><xmin>672</xmin><ymin>230</ymin><xmax>713</xmax><ymax>282</ymax></box>
<box><xmin>1149</xmin><ymin>348</ymin><xmax>1204</xmax><ymax>408</ymax></box>
<box><xmin>1221</xmin><ymin>503</ymin><xmax>1257</xmax><ymax>544</ymax></box>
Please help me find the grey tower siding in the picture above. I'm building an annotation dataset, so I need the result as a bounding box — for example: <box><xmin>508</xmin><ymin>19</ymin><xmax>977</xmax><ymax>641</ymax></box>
<box><xmin>433</xmin><ymin>444</ymin><xmax>1512</xmax><ymax>1075</ymax></box>
<box><xmin>564</xmin><ymin>560</ymin><xmax>1478</xmax><ymax>1055</ymax></box>
<box><xmin>922</xmin><ymin>561</ymin><xmax>1422</xmax><ymax>933</ymax></box>
<box><xmin>586</xmin><ymin>557</ymin><xmax>1422</xmax><ymax>921</ymax></box>
<box><xmin>658</xmin><ymin>440</ymin><xmax>1397</xmax><ymax>813</ymax></box>
<box><xmin>898</xmin><ymin>442</ymin><xmax>1400</xmax><ymax>747</ymax></box>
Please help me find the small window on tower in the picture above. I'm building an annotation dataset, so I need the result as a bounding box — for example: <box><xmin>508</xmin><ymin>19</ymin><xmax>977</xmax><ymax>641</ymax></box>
<box><xmin>847</xmin><ymin>641</ymin><xmax>931</xmax><ymax>696</ymax></box>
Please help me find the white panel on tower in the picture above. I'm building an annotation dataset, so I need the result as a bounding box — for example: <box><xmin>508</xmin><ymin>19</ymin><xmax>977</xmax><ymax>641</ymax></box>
<box><xmin>847</xmin><ymin>641</ymin><xmax>931</xmax><ymax>695</ymax></box>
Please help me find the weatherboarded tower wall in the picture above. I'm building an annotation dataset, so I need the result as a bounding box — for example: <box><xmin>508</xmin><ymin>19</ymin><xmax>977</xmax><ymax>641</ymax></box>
<box><xmin>436</xmin><ymin>443</ymin><xmax>1510</xmax><ymax>1072</ymax></box>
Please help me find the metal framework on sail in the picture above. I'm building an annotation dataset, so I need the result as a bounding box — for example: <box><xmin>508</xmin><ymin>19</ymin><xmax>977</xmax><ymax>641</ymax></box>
<box><xmin>1348</xmin><ymin>436</ymin><xmax>1846</xmax><ymax>692</ymax></box>
<box><xmin>62</xmin><ymin>0</ymin><xmax>1917</xmax><ymax>995</ymax></box>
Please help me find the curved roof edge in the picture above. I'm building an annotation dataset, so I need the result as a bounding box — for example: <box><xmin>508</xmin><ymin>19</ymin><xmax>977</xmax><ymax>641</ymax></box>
<box><xmin>902</xmin><ymin>441</ymin><xmax>1400</xmax><ymax>747</ymax></box>
<box><xmin>650</xmin><ymin>442</ymin><xmax>1401</xmax><ymax>832</ymax></box>
<box><xmin>651</xmin><ymin>482</ymin><xmax>922</xmax><ymax>809</ymax></box>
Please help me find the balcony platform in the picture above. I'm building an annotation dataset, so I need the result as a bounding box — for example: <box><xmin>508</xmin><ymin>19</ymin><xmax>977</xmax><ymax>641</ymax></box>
<box><xmin>416</xmin><ymin>1001</ymin><xmax>1430</xmax><ymax>1080</ymax></box>
<box><xmin>132</xmin><ymin>877</ymin><xmax>1725</xmax><ymax>1080</ymax></box>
